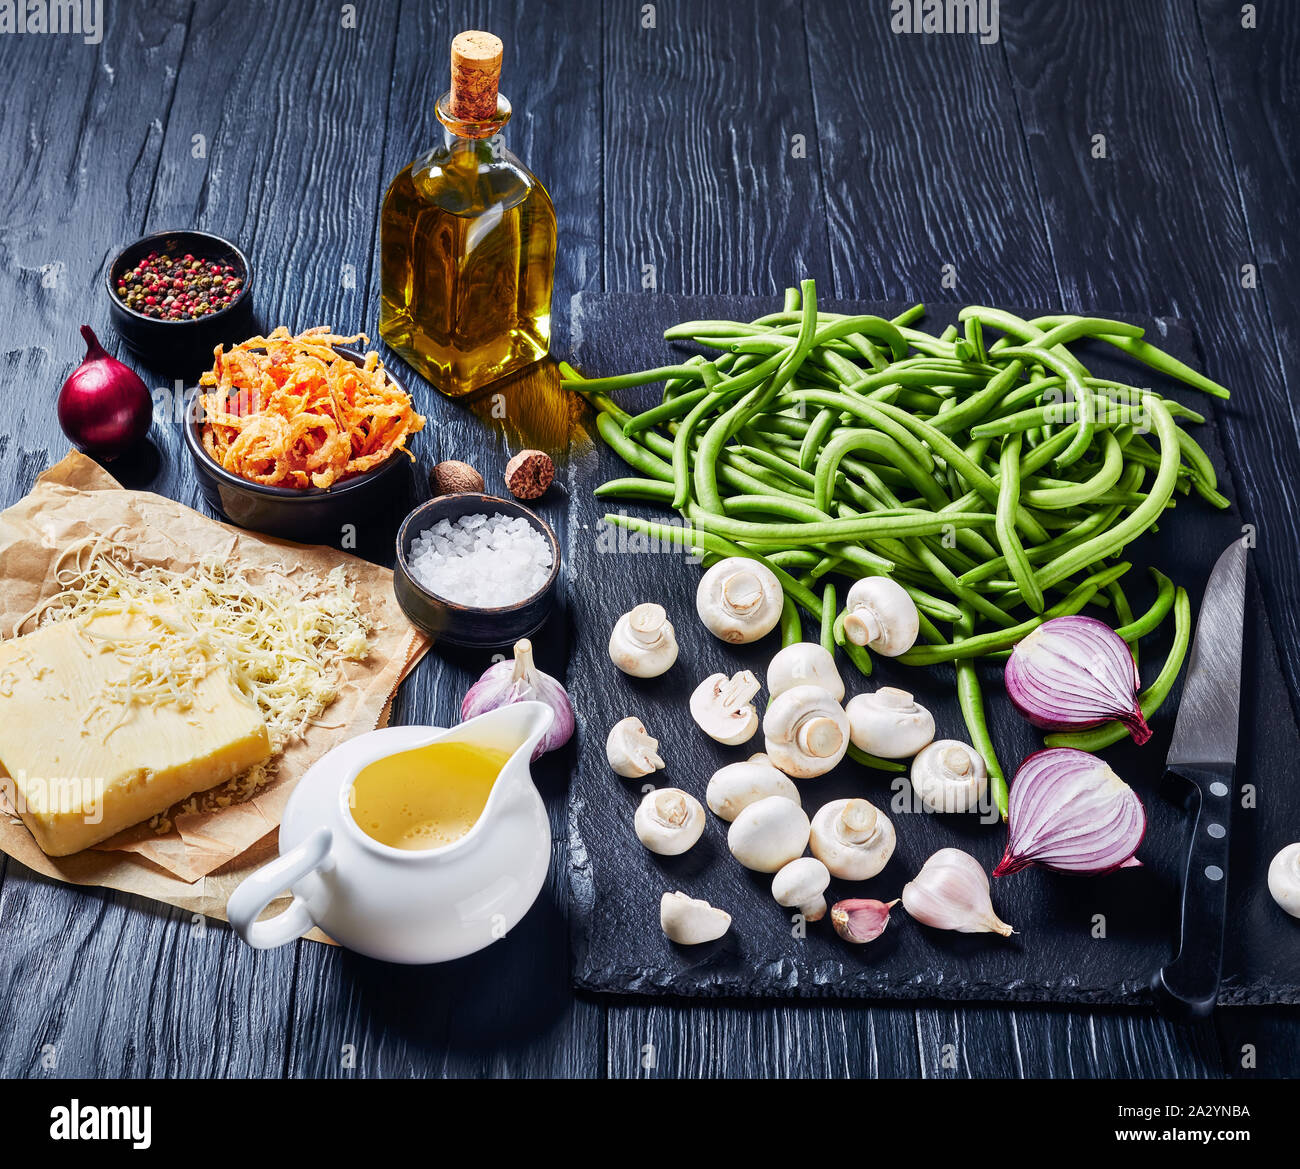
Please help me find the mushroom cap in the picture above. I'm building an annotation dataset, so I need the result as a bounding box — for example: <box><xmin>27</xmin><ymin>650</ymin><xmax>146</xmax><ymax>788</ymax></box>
<box><xmin>727</xmin><ymin>795</ymin><xmax>811</xmax><ymax>872</ymax></box>
<box><xmin>771</xmin><ymin>856</ymin><xmax>831</xmax><ymax>908</ymax></box>
<box><xmin>809</xmin><ymin>797</ymin><xmax>897</xmax><ymax>880</ymax></box>
<box><xmin>606</xmin><ymin>716</ymin><xmax>665</xmax><ymax>778</ymax></box>
<box><xmin>762</xmin><ymin>684</ymin><xmax>850</xmax><ymax>778</ymax></box>
<box><xmin>660</xmin><ymin>891</ymin><xmax>731</xmax><ymax>945</ymax></box>
<box><xmin>705</xmin><ymin>753</ymin><xmax>801</xmax><ymax>821</ymax></box>
<box><xmin>1268</xmin><ymin>842</ymin><xmax>1300</xmax><ymax>918</ymax></box>
<box><xmin>845</xmin><ymin>687</ymin><xmax>935</xmax><ymax>759</ymax></box>
<box><xmin>609</xmin><ymin>603</ymin><xmax>679</xmax><ymax>678</ymax></box>
<box><xmin>910</xmin><ymin>739</ymin><xmax>988</xmax><ymax>814</ymax></box>
<box><xmin>843</xmin><ymin>577</ymin><xmax>919</xmax><ymax>657</ymax></box>
<box><xmin>690</xmin><ymin>670</ymin><xmax>760</xmax><ymax>746</ymax></box>
<box><xmin>767</xmin><ymin>642</ymin><xmax>845</xmax><ymax>703</ymax></box>
<box><xmin>696</xmin><ymin>557</ymin><xmax>784</xmax><ymax>644</ymax></box>
<box><xmin>634</xmin><ymin>788</ymin><xmax>705</xmax><ymax>855</ymax></box>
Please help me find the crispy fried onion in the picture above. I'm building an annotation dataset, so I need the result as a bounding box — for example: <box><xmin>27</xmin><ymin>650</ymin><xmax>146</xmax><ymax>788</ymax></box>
<box><xmin>199</xmin><ymin>326</ymin><xmax>425</xmax><ymax>489</ymax></box>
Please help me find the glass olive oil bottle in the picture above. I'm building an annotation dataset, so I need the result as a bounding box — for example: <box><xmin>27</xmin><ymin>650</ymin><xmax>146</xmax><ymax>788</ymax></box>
<box><xmin>379</xmin><ymin>31</ymin><xmax>556</xmax><ymax>397</ymax></box>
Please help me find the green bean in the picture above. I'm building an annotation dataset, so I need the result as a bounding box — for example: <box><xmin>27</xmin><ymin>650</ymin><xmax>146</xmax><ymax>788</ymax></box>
<box><xmin>954</xmin><ymin>611</ymin><xmax>1007</xmax><ymax>818</ymax></box>
<box><xmin>820</xmin><ymin>582</ymin><xmax>837</xmax><ymax>655</ymax></box>
<box><xmin>897</xmin><ymin>562</ymin><xmax>1131</xmax><ymax>664</ymax></box>
<box><xmin>846</xmin><ymin>743</ymin><xmax>905</xmax><ymax>773</ymax></box>
<box><xmin>1020</xmin><ymin>430</ymin><xmax>1124</xmax><ymax>509</ymax></box>
<box><xmin>688</xmin><ymin>506</ymin><xmax>996</xmax><ymax>547</ymax></box>
<box><xmin>1034</xmin><ymin>398</ymin><xmax>1180</xmax><ymax>590</ymax></box>
<box><xmin>594</xmin><ymin>411</ymin><xmax>674</xmax><ymax>480</ymax></box>
<box><xmin>593</xmin><ymin>476</ymin><xmax>676</xmax><ymax>503</ymax></box>
<box><xmin>989</xmin><ymin>344</ymin><xmax>1095</xmax><ymax>467</ymax></box>
<box><xmin>1115</xmin><ymin>569</ymin><xmax>1177</xmax><ymax>643</ymax></box>
<box><xmin>1107</xmin><ymin>580</ymin><xmax>1138</xmax><ymax>666</ymax></box>
<box><xmin>780</xmin><ymin>594</ymin><xmax>803</xmax><ymax>647</ymax></box>
<box><xmin>994</xmin><ymin>433</ymin><xmax>1044</xmax><ymax>613</ymax></box>
<box><xmin>1044</xmin><ymin>586</ymin><xmax>1192</xmax><ymax>749</ymax></box>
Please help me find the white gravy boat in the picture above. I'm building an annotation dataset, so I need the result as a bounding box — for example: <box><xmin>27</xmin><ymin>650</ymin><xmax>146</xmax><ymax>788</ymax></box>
<box><xmin>227</xmin><ymin>702</ymin><xmax>554</xmax><ymax>964</ymax></box>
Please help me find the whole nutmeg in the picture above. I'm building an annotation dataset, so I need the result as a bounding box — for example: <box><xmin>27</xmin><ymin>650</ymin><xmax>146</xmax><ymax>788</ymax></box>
<box><xmin>431</xmin><ymin>460</ymin><xmax>484</xmax><ymax>496</ymax></box>
<box><xmin>504</xmin><ymin>449</ymin><xmax>555</xmax><ymax>500</ymax></box>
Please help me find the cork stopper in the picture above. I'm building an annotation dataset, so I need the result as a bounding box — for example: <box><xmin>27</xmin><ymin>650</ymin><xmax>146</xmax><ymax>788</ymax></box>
<box><xmin>449</xmin><ymin>30</ymin><xmax>503</xmax><ymax>121</ymax></box>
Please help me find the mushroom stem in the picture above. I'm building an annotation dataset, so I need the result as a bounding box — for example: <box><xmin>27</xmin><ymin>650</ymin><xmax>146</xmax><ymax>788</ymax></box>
<box><xmin>844</xmin><ymin>609</ymin><xmax>882</xmax><ymax>647</ymax></box>
<box><xmin>722</xmin><ymin>570</ymin><xmax>764</xmax><ymax>615</ymax></box>
<box><xmin>628</xmin><ymin>603</ymin><xmax>668</xmax><ymax>646</ymax></box>
<box><xmin>839</xmin><ymin>798</ymin><xmax>879</xmax><ymax>844</ymax></box>
<box><xmin>721</xmin><ymin>671</ymin><xmax>761</xmax><ymax>709</ymax></box>
<box><xmin>796</xmin><ymin>715</ymin><xmax>844</xmax><ymax>760</ymax></box>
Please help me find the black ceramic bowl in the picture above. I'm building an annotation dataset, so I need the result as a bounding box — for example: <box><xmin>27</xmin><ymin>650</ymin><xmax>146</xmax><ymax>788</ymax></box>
<box><xmin>106</xmin><ymin>229</ymin><xmax>253</xmax><ymax>370</ymax></box>
<box><xmin>394</xmin><ymin>493</ymin><xmax>560</xmax><ymax>648</ymax></box>
<box><xmin>184</xmin><ymin>346</ymin><xmax>412</xmax><ymax>545</ymax></box>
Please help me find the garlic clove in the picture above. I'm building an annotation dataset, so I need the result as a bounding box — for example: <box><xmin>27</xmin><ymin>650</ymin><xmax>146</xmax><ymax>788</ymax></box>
<box><xmin>660</xmin><ymin>891</ymin><xmax>731</xmax><ymax>945</ymax></box>
<box><xmin>831</xmin><ymin>898</ymin><xmax>897</xmax><ymax>944</ymax></box>
<box><xmin>901</xmin><ymin>848</ymin><xmax>1014</xmax><ymax>936</ymax></box>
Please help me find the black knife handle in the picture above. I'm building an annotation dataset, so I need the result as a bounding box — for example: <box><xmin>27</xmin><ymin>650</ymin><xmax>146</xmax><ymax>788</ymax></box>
<box><xmin>1152</xmin><ymin>763</ymin><xmax>1235</xmax><ymax>1019</ymax></box>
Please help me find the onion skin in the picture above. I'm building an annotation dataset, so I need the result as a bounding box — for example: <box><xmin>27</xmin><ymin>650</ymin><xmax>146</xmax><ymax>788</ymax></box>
<box><xmin>57</xmin><ymin>326</ymin><xmax>153</xmax><ymax>458</ymax></box>
<box><xmin>994</xmin><ymin>748</ymin><xmax>1146</xmax><ymax>877</ymax></box>
<box><xmin>1005</xmin><ymin>615</ymin><xmax>1151</xmax><ymax>744</ymax></box>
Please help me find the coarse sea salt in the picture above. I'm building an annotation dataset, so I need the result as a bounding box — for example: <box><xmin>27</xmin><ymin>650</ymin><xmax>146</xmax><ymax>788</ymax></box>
<box><xmin>408</xmin><ymin>512</ymin><xmax>553</xmax><ymax>608</ymax></box>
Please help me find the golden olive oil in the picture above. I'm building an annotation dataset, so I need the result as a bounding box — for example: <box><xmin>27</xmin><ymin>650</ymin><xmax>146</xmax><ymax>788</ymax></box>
<box><xmin>348</xmin><ymin>740</ymin><xmax>511</xmax><ymax>851</ymax></box>
<box><xmin>379</xmin><ymin>32</ymin><xmax>555</xmax><ymax>397</ymax></box>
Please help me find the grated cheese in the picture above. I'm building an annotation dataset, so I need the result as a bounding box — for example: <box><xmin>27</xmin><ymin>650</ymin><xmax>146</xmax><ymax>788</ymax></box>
<box><xmin>15</xmin><ymin>537</ymin><xmax>372</xmax><ymax>826</ymax></box>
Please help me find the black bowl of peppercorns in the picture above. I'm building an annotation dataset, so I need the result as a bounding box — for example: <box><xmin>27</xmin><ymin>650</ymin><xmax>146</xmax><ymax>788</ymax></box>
<box><xmin>105</xmin><ymin>229</ymin><xmax>253</xmax><ymax>371</ymax></box>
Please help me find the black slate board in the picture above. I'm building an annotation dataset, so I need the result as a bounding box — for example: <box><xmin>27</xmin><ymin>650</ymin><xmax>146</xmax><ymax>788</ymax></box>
<box><xmin>565</xmin><ymin>292</ymin><xmax>1300</xmax><ymax>1004</ymax></box>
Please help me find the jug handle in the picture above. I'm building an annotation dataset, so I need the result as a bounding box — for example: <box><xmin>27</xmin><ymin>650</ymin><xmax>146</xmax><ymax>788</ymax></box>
<box><xmin>227</xmin><ymin>827</ymin><xmax>334</xmax><ymax>950</ymax></box>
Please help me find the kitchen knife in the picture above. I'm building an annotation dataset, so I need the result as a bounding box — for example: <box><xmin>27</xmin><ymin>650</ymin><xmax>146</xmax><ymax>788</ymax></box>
<box><xmin>1152</xmin><ymin>537</ymin><xmax>1248</xmax><ymax>1019</ymax></box>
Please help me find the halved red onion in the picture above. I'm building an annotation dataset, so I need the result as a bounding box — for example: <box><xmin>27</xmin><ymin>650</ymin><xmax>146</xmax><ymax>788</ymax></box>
<box><xmin>1004</xmin><ymin>615</ymin><xmax>1150</xmax><ymax>744</ymax></box>
<box><xmin>994</xmin><ymin>748</ymin><xmax>1146</xmax><ymax>877</ymax></box>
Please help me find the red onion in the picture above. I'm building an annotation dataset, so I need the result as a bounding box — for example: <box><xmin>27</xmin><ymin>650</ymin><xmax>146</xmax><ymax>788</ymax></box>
<box><xmin>994</xmin><ymin>748</ymin><xmax>1146</xmax><ymax>877</ymax></box>
<box><xmin>57</xmin><ymin>326</ymin><xmax>152</xmax><ymax>458</ymax></box>
<box><xmin>1004</xmin><ymin>615</ymin><xmax>1150</xmax><ymax>744</ymax></box>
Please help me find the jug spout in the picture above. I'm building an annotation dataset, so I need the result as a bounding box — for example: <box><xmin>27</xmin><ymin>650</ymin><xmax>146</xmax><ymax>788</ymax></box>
<box><xmin>453</xmin><ymin>700</ymin><xmax>555</xmax><ymax>766</ymax></box>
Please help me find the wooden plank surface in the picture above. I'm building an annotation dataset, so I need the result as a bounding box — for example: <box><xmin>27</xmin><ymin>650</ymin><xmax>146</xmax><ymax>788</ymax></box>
<box><xmin>0</xmin><ymin>0</ymin><xmax>1294</xmax><ymax>1079</ymax></box>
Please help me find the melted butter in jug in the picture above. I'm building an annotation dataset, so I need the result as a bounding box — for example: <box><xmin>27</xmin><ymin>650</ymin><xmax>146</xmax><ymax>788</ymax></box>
<box><xmin>349</xmin><ymin>741</ymin><xmax>511</xmax><ymax>851</ymax></box>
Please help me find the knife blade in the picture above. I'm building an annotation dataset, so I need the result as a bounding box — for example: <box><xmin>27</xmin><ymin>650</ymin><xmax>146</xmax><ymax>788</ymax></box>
<box><xmin>1152</xmin><ymin>537</ymin><xmax>1248</xmax><ymax>1019</ymax></box>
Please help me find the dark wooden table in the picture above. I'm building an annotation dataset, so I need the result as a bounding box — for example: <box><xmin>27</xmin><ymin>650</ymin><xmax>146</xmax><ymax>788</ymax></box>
<box><xmin>0</xmin><ymin>0</ymin><xmax>1296</xmax><ymax>1078</ymax></box>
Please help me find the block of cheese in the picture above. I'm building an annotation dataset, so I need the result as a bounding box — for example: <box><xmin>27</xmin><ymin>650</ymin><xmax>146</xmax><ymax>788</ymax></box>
<box><xmin>0</xmin><ymin>607</ymin><xmax>271</xmax><ymax>856</ymax></box>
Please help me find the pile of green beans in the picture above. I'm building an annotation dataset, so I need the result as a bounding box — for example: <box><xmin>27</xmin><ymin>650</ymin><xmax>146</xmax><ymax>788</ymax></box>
<box><xmin>562</xmin><ymin>280</ymin><xmax>1225</xmax><ymax>813</ymax></box>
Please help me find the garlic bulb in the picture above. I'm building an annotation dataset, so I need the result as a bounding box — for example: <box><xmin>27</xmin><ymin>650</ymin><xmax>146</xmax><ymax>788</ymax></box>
<box><xmin>460</xmin><ymin>639</ymin><xmax>574</xmax><ymax>760</ymax></box>
<box><xmin>901</xmin><ymin>848</ymin><xmax>1014</xmax><ymax>936</ymax></box>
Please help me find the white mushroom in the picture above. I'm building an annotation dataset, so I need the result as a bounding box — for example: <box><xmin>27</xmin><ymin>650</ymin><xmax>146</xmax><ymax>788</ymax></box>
<box><xmin>696</xmin><ymin>556</ymin><xmax>784</xmax><ymax>644</ymax></box>
<box><xmin>705</xmin><ymin>753</ymin><xmax>801</xmax><ymax>821</ymax></box>
<box><xmin>763</xmin><ymin>684</ymin><xmax>850</xmax><ymax>778</ymax></box>
<box><xmin>727</xmin><ymin>796</ymin><xmax>811</xmax><ymax>872</ymax></box>
<box><xmin>1268</xmin><ymin>843</ymin><xmax>1300</xmax><ymax>919</ymax></box>
<box><xmin>809</xmin><ymin>797</ymin><xmax>896</xmax><ymax>880</ymax></box>
<box><xmin>660</xmin><ymin>891</ymin><xmax>731</xmax><ymax>944</ymax></box>
<box><xmin>910</xmin><ymin>739</ymin><xmax>988</xmax><ymax>813</ymax></box>
<box><xmin>690</xmin><ymin>670</ymin><xmax>761</xmax><ymax>745</ymax></box>
<box><xmin>842</xmin><ymin>577</ymin><xmax>919</xmax><ymax>657</ymax></box>
<box><xmin>772</xmin><ymin>857</ymin><xmax>831</xmax><ymax>922</ymax></box>
<box><xmin>606</xmin><ymin>717</ymin><xmax>665</xmax><ymax>778</ymax></box>
<box><xmin>634</xmin><ymin>788</ymin><xmax>705</xmax><ymax>856</ymax></box>
<box><xmin>608</xmin><ymin>602</ymin><xmax>678</xmax><ymax>678</ymax></box>
<box><xmin>767</xmin><ymin>642</ymin><xmax>844</xmax><ymax>702</ymax></box>
<box><xmin>845</xmin><ymin>687</ymin><xmax>935</xmax><ymax>759</ymax></box>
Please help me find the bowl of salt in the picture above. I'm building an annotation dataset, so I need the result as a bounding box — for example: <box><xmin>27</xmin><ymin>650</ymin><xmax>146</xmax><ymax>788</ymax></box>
<box><xmin>394</xmin><ymin>493</ymin><xmax>561</xmax><ymax>648</ymax></box>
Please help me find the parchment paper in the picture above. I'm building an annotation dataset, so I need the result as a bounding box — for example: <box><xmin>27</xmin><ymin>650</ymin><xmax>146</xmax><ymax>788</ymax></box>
<box><xmin>0</xmin><ymin>452</ymin><xmax>429</xmax><ymax>936</ymax></box>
